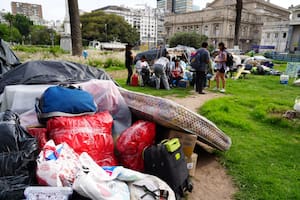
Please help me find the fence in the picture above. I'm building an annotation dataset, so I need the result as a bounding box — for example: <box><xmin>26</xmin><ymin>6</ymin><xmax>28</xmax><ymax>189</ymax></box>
<box><xmin>264</xmin><ymin>52</ymin><xmax>300</xmax><ymax>62</ymax></box>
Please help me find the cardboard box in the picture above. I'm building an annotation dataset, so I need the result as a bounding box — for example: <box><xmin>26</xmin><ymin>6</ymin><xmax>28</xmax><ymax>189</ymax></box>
<box><xmin>185</xmin><ymin>153</ymin><xmax>198</xmax><ymax>177</ymax></box>
<box><xmin>178</xmin><ymin>80</ymin><xmax>189</xmax><ymax>88</ymax></box>
<box><xmin>164</xmin><ymin>130</ymin><xmax>197</xmax><ymax>157</ymax></box>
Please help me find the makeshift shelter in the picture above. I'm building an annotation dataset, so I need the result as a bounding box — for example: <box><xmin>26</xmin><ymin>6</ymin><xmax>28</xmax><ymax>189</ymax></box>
<box><xmin>0</xmin><ymin>43</ymin><xmax>232</xmax><ymax>199</ymax></box>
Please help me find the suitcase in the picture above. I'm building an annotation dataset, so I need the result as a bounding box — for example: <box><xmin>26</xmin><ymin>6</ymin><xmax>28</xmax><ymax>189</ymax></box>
<box><xmin>143</xmin><ymin>138</ymin><xmax>193</xmax><ymax>199</ymax></box>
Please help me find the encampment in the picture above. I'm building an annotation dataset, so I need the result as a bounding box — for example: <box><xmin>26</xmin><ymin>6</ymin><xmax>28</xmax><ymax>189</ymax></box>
<box><xmin>0</xmin><ymin>41</ymin><xmax>231</xmax><ymax>199</ymax></box>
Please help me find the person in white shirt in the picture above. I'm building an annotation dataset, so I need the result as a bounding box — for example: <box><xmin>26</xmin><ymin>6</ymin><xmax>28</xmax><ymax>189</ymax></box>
<box><xmin>135</xmin><ymin>55</ymin><xmax>150</xmax><ymax>86</ymax></box>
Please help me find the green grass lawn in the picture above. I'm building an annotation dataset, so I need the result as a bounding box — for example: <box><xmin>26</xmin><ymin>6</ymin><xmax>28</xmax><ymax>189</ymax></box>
<box><xmin>201</xmin><ymin>73</ymin><xmax>300</xmax><ymax>199</ymax></box>
<box><xmin>116</xmin><ymin>65</ymin><xmax>300</xmax><ymax>200</ymax></box>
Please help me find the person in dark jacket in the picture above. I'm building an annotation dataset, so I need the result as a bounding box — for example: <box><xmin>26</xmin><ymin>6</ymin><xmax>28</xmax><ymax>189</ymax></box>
<box><xmin>125</xmin><ymin>44</ymin><xmax>134</xmax><ymax>85</ymax></box>
<box><xmin>194</xmin><ymin>42</ymin><xmax>210</xmax><ymax>94</ymax></box>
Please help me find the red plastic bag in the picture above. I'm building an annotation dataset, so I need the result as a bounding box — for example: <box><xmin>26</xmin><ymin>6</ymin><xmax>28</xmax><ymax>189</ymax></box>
<box><xmin>116</xmin><ymin>120</ymin><xmax>156</xmax><ymax>171</ymax></box>
<box><xmin>47</xmin><ymin>111</ymin><xmax>117</xmax><ymax>166</ymax></box>
<box><xmin>27</xmin><ymin>127</ymin><xmax>48</xmax><ymax>150</ymax></box>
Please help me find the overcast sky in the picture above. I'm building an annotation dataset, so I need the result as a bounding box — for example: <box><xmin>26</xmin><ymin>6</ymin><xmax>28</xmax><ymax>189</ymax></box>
<box><xmin>1</xmin><ymin>0</ymin><xmax>299</xmax><ymax>21</ymax></box>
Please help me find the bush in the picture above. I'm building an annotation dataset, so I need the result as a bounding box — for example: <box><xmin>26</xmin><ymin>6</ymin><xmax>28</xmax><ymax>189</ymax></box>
<box><xmin>168</xmin><ymin>32</ymin><xmax>208</xmax><ymax>49</ymax></box>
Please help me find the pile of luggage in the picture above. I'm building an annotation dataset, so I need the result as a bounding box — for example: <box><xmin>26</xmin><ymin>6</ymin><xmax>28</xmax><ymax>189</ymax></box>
<box><xmin>0</xmin><ymin>83</ymin><xmax>194</xmax><ymax>200</ymax></box>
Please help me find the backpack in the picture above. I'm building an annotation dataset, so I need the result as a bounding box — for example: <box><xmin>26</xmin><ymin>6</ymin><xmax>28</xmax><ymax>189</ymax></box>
<box><xmin>226</xmin><ymin>52</ymin><xmax>234</xmax><ymax>67</ymax></box>
<box><xmin>190</xmin><ymin>51</ymin><xmax>201</xmax><ymax>70</ymax></box>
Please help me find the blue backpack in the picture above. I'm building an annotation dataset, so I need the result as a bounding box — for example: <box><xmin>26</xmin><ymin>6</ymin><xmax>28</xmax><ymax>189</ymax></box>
<box><xmin>36</xmin><ymin>85</ymin><xmax>97</xmax><ymax>123</ymax></box>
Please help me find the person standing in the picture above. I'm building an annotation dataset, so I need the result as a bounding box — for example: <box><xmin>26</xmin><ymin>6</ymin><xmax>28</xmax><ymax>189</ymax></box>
<box><xmin>153</xmin><ymin>56</ymin><xmax>171</xmax><ymax>90</ymax></box>
<box><xmin>125</xmin><ymin>44</ymin><xmax>134</xmax><ymax>85</ymax></box>
<box><xmin>194</xmin><ymin>42</ymin><xmax>210</xmax><ymax>94</ymax></box>
<box><xmin>135</xmin><ymin>55</ymin><xmax>150</xmax><ymax>86</ymax></box>
<box><xmin>214</xmin><ymin>42</ymin><xmax>227</xmax><ymax>93</ymax></box>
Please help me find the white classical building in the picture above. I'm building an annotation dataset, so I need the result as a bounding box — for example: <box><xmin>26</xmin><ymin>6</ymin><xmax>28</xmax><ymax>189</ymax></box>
<box><xmin>260</xmin><ymin>21</ymin><xmax>289</xmax><ymax>52</ymax></box>
<box><xmin>288</xmin><ymin>5</ymin><xmax>300</xmax><ymax>53</ymax></box>
<box><xmin>260</xmin><ymin>4</ymin><xmax>300</xmax><ymax>53</ymax></box>
<box><xmin>164</xmin><ymin>0</ymin><xmax>290</xmax><ymax>51</ymax></box>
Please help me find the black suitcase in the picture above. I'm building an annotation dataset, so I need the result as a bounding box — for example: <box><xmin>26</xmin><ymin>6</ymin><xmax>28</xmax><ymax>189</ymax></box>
<box><xmin>143</xmin><ymin>138</ymin><xmax>193</xmax><ymax>199</ymax></box>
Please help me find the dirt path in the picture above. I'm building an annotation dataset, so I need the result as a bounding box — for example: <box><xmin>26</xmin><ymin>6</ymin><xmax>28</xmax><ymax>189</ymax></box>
<box><xmin>165</xmin><ymin>91</ymin><xmax>237</xmax><ymax>200</ymax></box>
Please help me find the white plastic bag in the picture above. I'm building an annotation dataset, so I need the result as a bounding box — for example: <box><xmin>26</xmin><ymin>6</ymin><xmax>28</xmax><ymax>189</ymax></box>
<box><xmin>294</xmin><ymin>96</ymin><xmax>300</xmax><ymax>112</ymax></box>
<box><xmin>36</xmin><ymin>140</ymin><xmax>80</xmax><ymax>187</ymax></box>
<box><xmin>73</xmin><ymin>152</ymin><xmax>130</xmax><ymax>200</ymax></box>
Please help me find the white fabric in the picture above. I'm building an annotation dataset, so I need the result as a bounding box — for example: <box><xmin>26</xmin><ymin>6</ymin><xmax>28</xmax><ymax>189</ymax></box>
<box><xmin>1</xmin><ymin>84</ymin><xmax>54</xmax><ymax>114</ymax></box>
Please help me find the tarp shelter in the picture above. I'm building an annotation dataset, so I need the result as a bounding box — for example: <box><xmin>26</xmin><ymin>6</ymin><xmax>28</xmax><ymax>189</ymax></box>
<box><xmin>0</xmin><ymin>38</ymin><xmax>21</xmax><ymax>74</ymax></box>
<box><xmin>0</xmin><ymin>60</ymin><xmax>111</xmax><ymax>94</ymax></box>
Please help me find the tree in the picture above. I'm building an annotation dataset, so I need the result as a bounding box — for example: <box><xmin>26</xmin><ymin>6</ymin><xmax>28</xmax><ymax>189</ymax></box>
<box><xmin>13</xmin><ymin>14</ymin><xmax>33</xmax><ymax>37</ymax></box>
<box><xmin>80</xmin><ymin>11</ymin><xmax>139</xmax><ymax>45</ymax></box>
<box><xmin>168</xmin><ymin>32</ymin><xmax>208</xmax><ymax>49</ymax></box>
<box><xmin>0</xmin><ymin>24</ymin><xmax>22</xmax><ymax>43</ymax></box>
<box><xmin>68</xmin><ymin>0</ymin><xmax>82</xmax><ymax>56</ymax></box>
<box><xmin>234</xmin><ymin>0</ymin><xmax>243</xmax><ymax>46</ymax></box>
<box><xmin>3</xmin><ymin>13</ymin><xmax>14</xmax><ymax>42</ymax></box>
<box><xmin>30</xmin><ymin>25</ymin><xmax>59</xmax><ymax>45</ymax></box>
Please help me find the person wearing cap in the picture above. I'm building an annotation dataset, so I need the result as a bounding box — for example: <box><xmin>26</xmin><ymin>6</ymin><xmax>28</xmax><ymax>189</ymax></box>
<box><xmin>125</xmin><ymin>44</ymin><xmax>134</xmax><ymax>85</ymax></box>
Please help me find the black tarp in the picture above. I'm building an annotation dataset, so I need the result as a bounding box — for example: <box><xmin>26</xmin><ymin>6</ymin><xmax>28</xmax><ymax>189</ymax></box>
<box><xmin>0</xmin><ymin>60</ymin><xmax>112</xmax><ymax>94</ymax></box>
<box><xmin>0</xmin><ymin>110</ymin><xmax>38</xmax><ymax>200</ymax></box>
<box><xmin>0</xmin><ymin>39</ymin><xmax>21</xmax><ymax>74</ymax></box>
<box><xmin>134</xmin><ymin>47</ymin><xmax>167</xmax><ymax>65</ymax></box>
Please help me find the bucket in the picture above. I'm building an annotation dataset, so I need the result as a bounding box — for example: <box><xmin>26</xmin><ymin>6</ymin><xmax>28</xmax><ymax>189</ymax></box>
<box><xmin>280</xmin><ymin>74</ymin><xmax>289</xmax><ymax>84</ymax></box>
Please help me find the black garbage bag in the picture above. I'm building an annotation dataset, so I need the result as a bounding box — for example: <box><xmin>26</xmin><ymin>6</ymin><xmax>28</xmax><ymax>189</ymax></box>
<box><xmin>0</xmin><ymin>110</ymin><xmax>39</xmax><ymax>200</ymax></box>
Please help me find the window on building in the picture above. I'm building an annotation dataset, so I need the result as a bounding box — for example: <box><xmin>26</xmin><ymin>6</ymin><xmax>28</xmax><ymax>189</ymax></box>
<box><xmin>204</xmin><ymin>25</ymin><xmax>208</xmax><ymax>36</ymax></box>
<box><xmin>267</xmin><ymin>33</ymin><xmax>270</xmax><ymax>39</ymax></box>
<box><xmin>229</xmin><ymin>24</ymin><xmax>233</xmax><ymax>35</ymax></box>
<box><xmin>297</xmin><ymin>13</ymin><xmax>300</xmax><ymax>18</ymax></box>
<box><xmin>274</xmin><ymin>33</ymin><xmax>278</xmax><ymax>38</ymax></box>
<box><xmin>214</xmin><ymin>24</ymin><xmax>219</xmax><ymax>36</ymax></box>
<box><xmin>283</xmin><ymin>32</ymin><xmax>287</xmax><ymax>38</ymax></box>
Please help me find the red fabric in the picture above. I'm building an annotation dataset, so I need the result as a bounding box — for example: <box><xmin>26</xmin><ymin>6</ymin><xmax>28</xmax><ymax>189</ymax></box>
<box><xmin>47</xmin><ymin>111</ymin><xmax>117</xmax><ymax>166</ymax></box>
<box><xmin>27</xmin><ymin>127</ymin><xmax>48</xmax><ymax>150</ymax></box>
<box><xmin>131</xmin><ymin>73</ymin><xmax>139</xmax><ymax>86</ymax></box>
<box><xmin>116</xmin><ymin>120</ymin><xmax>156</xmax><ymax>171</ymax></box>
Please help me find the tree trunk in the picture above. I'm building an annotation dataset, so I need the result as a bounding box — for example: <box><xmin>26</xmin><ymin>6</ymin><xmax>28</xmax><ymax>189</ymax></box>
<box><xmin>234</xmin><ymin>0</ymin><xmax>243</xmax><ymax>46</ymax></box>
<box><xmin>68</xmin><ymin>0</ymin><xmax>82</xmax><ymax>56</ymax></box>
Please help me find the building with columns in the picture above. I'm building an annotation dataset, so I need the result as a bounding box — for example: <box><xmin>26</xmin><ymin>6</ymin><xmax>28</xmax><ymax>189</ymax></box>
<box><xmin>260</xmin><ymin>21</ymin><xmax>289</xmax><ymax>52</ymax></box>
<box><xmin>260</xmin><ymin>4</ymin><xmax>300</xmax><ymax>53</ymax></box>
<box><xmin>287</xmin><ymin>5</ymin><xmax>300</xmax><ymax>53</ymax></box>
<box><xmin>164</xmin><ymin>0</ymin><xmax>290</xmax><ymax>51</ymax></box>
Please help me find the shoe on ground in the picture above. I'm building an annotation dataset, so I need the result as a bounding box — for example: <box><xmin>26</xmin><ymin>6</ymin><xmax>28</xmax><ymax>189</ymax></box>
<box><xmin>220</xmin><ymin>88</ymin><xmax>226</xmax><ymax>93</ymax></box>
<box><xmin>213</xmin><ymin>87</ymin><xmax>219</xmax><ymax>91</ymax></box>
